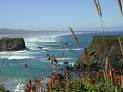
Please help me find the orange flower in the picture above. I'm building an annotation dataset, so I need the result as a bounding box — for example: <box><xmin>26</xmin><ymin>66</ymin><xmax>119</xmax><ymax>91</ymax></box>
<box><xmin>108</xmin><ymin>69</ymin><xmax>112</xmax><ymax>77</ymax></box>
<box><xmin>115</xmin><ymin>75</ymin><xmax>121</xmax><ymax>82</ymax></box>
<box><xmin>48</xmin><ymin>79</ymin><xmax>53</xmax><ymax>88</ymax></box>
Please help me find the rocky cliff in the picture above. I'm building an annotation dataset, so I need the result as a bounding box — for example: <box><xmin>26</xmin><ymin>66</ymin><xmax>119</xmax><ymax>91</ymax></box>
<box><xmin>0</xmin><ymin>37</ymin><xmax>26</xmax><ymax>51</ymax></box>
<box><xmin>76</xmin><ymin>35</ymin><xmax>123</xmax><ymax>69</ymax></box>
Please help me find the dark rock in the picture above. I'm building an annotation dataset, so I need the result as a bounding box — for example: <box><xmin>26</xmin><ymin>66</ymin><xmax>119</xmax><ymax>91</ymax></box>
<box><xmin>0</xmin><ymin>37</ymin><xmax>26</xmax><ymax>51</ymax></box>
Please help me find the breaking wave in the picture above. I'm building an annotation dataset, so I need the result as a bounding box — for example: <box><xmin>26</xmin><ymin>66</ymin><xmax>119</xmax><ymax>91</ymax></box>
<box><xmin>0</xmin><ymin>50</ymin><xmax>33</xmax><ymax>60</ymax></box>
<box><xmin>42</xmin><ymin>48</ymin><xmax>83</xmax><ymax>51</ymax></box>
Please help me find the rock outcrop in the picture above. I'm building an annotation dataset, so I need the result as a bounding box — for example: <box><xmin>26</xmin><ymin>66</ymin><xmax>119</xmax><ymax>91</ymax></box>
<box><xmin>0</xmin><ymin>37</ymin><xmax>26</xmax><ymax>51</ymax></box>
<box><xmin>76</xmin><ymin>35</ymin><xmax>123</xmax><ymax>70</ymax></box>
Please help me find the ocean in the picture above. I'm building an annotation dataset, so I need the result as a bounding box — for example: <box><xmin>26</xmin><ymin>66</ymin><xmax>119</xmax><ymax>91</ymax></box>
<box><xmin>0</xmin><ymin>31</ymin><xmax>123</xmax><ymax>91</ymax></box>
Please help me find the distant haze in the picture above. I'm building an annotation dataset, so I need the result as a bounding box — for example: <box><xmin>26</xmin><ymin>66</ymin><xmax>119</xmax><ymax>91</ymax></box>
<box><xmin>0</xmin><ymin>26</ymin><xmax>122</xmax><ymax>34</ymax></box>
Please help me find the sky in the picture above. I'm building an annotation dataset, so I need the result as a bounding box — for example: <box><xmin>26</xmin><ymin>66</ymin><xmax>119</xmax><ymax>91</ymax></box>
<box><xmin>0</xmin><ymin>0</ymin><xmax>123</xmax><ymax>31</ymax></box>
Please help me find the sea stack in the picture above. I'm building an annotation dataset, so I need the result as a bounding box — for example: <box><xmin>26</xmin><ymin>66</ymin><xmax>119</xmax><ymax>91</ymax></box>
<box><xmin>0</xmin><ymin>37</ymin><xmax>26</xmax><ymax>51</ymax></box>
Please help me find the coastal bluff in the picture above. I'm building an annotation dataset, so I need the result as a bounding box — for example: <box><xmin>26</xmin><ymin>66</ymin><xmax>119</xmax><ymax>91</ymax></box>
<box><xmin>76</xmin><ymin>35</ymin><xmax>123</xmax><ymax>69</ymax></box>
<box><xmin>0</xmin><ymin>37</ymin><xmax>26</xmax><ymax>51</ymax></box>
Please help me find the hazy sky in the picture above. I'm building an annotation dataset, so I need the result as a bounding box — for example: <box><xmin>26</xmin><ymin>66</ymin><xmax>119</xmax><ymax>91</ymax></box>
<box><xmin>0</xmin><ymin>0</ymin><xmax>123</xmax><ymax>31</ymax></box>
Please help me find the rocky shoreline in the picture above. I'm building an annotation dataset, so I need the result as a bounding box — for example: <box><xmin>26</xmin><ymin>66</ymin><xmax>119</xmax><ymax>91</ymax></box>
<box><xmin>76</xmin><ymin>35</ymin><xmax>123</xmax><ymax>71</ymax></box>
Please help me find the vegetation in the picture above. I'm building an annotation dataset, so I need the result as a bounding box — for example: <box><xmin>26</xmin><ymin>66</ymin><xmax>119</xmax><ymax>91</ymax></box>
<box><xmin>44</xmin><ymin>35</ymin><xmax>123</xmax><ymax>92</ymax></box>
<box><xmin>0</xmin><ymin>86</ymin><xmax>11</xmax><ymax>92</ymax></box>
<box><xmin>47</xmin><ymin>59</ymin><xmax>123</xmax><ymax>92</ymax></box>
<box><xmin>91</xmin><ymin>35</ymin><xmax>123</xmax><ymax>48</ymax></box>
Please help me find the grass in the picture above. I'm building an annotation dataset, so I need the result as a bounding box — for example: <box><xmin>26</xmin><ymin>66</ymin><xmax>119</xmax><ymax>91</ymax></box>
<box><xmin>92</xmin><ymin>35</ymin><xmax>123</xmax><ymax>48</ymax></box>
<box><xmin>0</xmin><ymin>87</ymin><xmax>11</xmax><ymax>92</ymax></box>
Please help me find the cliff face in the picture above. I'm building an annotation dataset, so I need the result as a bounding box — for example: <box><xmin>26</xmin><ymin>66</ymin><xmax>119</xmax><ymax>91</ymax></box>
<box><xmin>76</xmin><ymin>36</ymin><xmax>123</xmax><ymax>69</ymax></box>
<box><xmin>0</xmin><ymin>37</ymin><xmax>26</xmax><ymax>51</ymax></box>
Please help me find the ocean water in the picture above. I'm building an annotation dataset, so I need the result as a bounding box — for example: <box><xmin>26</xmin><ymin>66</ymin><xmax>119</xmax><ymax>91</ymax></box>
<box><xmin>0</xmin><ymin>31</ymin><xmax>123</xmax><ymax>91</ymax></box>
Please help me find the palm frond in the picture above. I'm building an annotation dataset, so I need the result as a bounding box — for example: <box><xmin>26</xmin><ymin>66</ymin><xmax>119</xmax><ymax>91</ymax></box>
<box><xmin>93</xmin><ymin>0</ymin><xmax>102</xmax><ymax>17</ymax></box>
<box><xmin>117</xmin><ymin>0</ymin><xmax>123</xmax><ymax>16</ymax></box>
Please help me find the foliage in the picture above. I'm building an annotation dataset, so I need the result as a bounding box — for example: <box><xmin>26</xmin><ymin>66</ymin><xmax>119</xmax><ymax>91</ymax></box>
<box><xmin>50</xmin><ymin>75</ymin><xmax>123</xmax><ymax>92</ymax></box>
<box><xmin>0</xmin><ymin>87</ymin><xmax>11</xmax><ymax>92</ymax></box>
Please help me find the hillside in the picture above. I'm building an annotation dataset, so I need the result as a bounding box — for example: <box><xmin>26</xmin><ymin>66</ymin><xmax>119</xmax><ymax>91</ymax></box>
<box><xmin>76</xmin><ymin>35</ymin><xmax>123</xmax><ymax>70</ymax></box>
